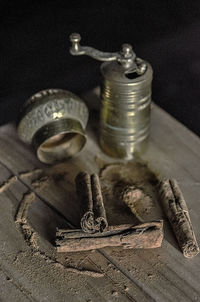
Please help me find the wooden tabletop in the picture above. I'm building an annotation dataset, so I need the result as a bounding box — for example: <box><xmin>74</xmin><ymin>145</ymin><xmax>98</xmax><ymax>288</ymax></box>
<box><xmin>0</xmin><ymin>92</ymin><xmax>200</xmax><ymax>302</ymax></box>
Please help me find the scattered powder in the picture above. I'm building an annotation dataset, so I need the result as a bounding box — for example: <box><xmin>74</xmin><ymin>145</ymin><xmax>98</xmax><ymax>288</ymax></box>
<box><xmin>0</xmin><ymin>176</ymin><xmax>17</xmax><ymax>193</ymax></box>
<box><xmin>111</xmin><ymin>290</ymin><xmax>118</xmax><ymax>296</ymax></box>
<box><xmin>99</xmin><ymin>161</ymin><xmax>163</xmax><ymax>224</ymax></box>
<box><xmin>19</xmin><ymin>169</ymin><xmax>43</xmax><ymax>181</ymax></box>
<box><xmin>14</xmin><ymin>175</ymin><xmax>103</xmax><ymax>278</ymax></box>
<box><xmin>31</xmin><ymin>176</ymin><xmax>50</xmax><ymax>190</ymax></box>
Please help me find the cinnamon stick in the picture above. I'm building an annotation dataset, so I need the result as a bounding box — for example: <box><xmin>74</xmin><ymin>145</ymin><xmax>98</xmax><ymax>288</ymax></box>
<box><xmin>75</xmin><ymin>171</ymin><xmax>95</xmax><ymax>233</ymax></box>
<box><xmin>159</xmin><ymin>179</ymin><xmax>199</xmax><ymax>258</ymax></box>
<box><xmin>91</xmin><ymin>173</ymin><xmax>108</xmax><ymax>232</ymax></box>
<box><xmin>75</xmin><ymin>172</ymin><xmax>108</xmax><ymax>233</ymax></box>
<box><xmin>115</xmin><ymin>182</ymin><xmax>147</xmax><ymax>222</ymax></box>
<box><xmin>56</xmin><ymin>221</ymin><xmax>163</xmax><ymax>252</ymax></box>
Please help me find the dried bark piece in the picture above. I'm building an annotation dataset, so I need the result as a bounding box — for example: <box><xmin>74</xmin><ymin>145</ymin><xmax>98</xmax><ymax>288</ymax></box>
<box><xmin>159</xmin><ymin>179</ymin><xmax>199</xmax><ymax>258</ymax></box>
<box><xmin>75</xmin><ymin>171</ymin><xmax>95</xmax><ymax>233</ymax></box>
<box><xmin>56</xmin><ymin>221</ymin><xmax>163</xmax><ymax>252</ymax></box>
<box><xmin>91</xmin><ymin>173</ymin><xmax>108</xmax><ymax>232</ymax></box>
<box><xmin>75</xmin><ymin>172</ymin><xmax>108</xmax><ymax>233</ymax></box>
<box><xmin>57</xmin><ymin>224</ymin><xmax>137</xmax><ymax>239</ymax></box>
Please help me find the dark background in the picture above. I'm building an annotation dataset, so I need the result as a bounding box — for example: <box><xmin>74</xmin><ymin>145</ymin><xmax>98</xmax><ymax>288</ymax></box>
<box><xmin>1</xmin><ymin>0</ymin><xmax>200</xmax><ymax>136</ymax></box>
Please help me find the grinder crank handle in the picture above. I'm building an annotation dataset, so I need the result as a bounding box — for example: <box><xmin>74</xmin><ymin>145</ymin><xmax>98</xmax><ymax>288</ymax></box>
<box><xmin>69</xmin><ymin>33</ymin><xmax>146</xmax><ymax>74</ymax></box>
<box><xmin>69</xmin><ymin>33</ymin><xmax>119</xmax><ymax>62</ymax></box>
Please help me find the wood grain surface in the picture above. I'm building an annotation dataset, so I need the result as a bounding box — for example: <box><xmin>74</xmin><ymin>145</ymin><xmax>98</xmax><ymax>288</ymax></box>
<box><xmin>0</xmin><ymin>90</ymin><xmax>200</xmax><ymax>302</ymax></box>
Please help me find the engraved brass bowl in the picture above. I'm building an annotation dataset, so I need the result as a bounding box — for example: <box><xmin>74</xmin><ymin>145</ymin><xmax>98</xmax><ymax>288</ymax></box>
<box><xmin>17</xmin><ymin>89</ymin><xmax>89</xmax><ymax>164</ymax></box>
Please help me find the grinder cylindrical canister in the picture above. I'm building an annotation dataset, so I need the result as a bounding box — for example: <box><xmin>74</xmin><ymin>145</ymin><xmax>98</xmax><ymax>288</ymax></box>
<box><xmin>69</xmin><ymin>33</ymin><xmax>153</xmax><ymax>159</ymax></box>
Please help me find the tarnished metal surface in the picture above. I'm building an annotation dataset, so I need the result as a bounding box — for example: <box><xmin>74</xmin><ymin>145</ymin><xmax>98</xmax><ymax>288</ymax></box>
<box><xmin>69</xmin><ymin>33</ymin><xmax>152</xmax><ymax>158</ymax></box>
<box><xmin>100</xmin><ymin>61</ymin><xmax>152</xmax><ymax>158</ymax></box>
<box><xmin>17</xmin><ymin>89</ymin><xmax>88</xmax><ymax>164</ymax></box>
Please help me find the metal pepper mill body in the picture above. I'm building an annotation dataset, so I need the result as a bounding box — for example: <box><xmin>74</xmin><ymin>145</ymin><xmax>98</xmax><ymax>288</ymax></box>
<box><xmin>70</xmin><ymin>33</ymin><xmax>153</xmax><ymax>159</ymax></box>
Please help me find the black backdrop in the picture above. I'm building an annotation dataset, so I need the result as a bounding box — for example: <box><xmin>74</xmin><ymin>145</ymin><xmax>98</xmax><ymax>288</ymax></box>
<box><xmin>1</xmin><ymin>0</ymin><xmax>200</xmax><ymax>136</ymax></box>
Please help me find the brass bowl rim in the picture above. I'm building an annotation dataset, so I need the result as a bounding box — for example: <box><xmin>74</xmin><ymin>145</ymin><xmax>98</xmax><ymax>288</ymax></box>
<box><xmin>33</xmin><ymin>118</ymin><xmax>87</xmax><ymax>164</ymax></box>
<box><xmin>17</xmin><ymin>89</ymin><xmax>89</xmax><ymax>144</ymax></box>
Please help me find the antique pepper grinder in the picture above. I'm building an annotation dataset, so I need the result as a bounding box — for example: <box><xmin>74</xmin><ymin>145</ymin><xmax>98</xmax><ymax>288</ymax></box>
<box><xmin>70</xmin><ymin>33</ymin><xmax>153</xmax><ymax>159</ymax></box>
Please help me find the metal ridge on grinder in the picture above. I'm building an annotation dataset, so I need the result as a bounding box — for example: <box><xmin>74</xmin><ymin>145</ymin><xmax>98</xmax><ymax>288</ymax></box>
<box><xmin>17</xmin><ymin>89</ymin><xmax>89</xmax><ymax>164</ymax></box>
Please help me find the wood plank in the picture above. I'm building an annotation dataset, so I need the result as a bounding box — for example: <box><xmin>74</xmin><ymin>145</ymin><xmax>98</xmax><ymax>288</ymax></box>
<box><xmin>0</xmin><ymin>168</ymin><xmax>138</xmax><ymax>302</ymax></box>
<box><xmin>0</xmin><ymin>94</ymin><xmax>199</xmax><ymax>301</ymax></box>
<box><xmin>0</xmin><ymin>268</ymin><xmax>34</xmax><ymax>302</ymax></box>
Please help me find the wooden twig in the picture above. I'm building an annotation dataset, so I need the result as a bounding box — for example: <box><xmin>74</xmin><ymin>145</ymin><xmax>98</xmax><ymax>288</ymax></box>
<box><xmin>159</xmin><ymin>179</ymin><xmax>199</xmax><ymax>258</ymax></box>
<box><xmin>75</xmin><ymin>172</ymin><xmax>108</xmax><ymax>233</ymax></box>
<box><xmin>56</xmin><ymin>221</ymin><xmax>163</xmax><ymax>252</ymax></box>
